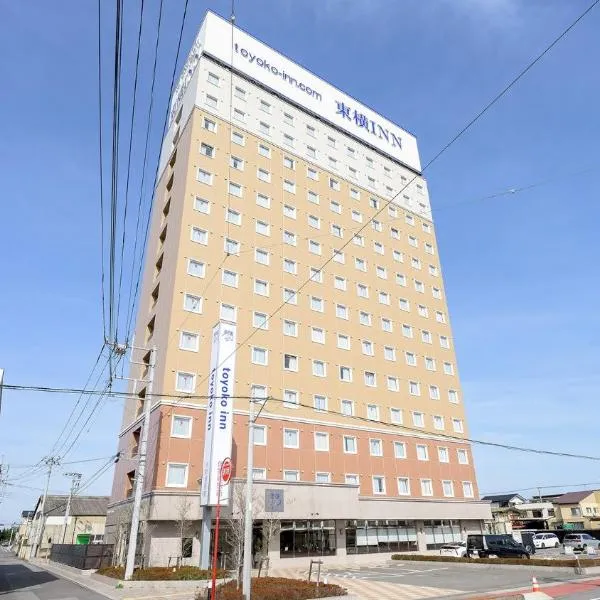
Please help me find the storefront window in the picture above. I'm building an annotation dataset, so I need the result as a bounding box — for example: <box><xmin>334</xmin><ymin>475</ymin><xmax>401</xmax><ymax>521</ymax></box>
<box><xmin>346</xmin><ymin>520</ymin><xmax>417</xmax><ymax>554</ymax></box>
<box><xmin>423</xmin><ymin>520</ymin><xmax>462</xmax><ymax>549</ymax></box>
<box><xmin>280</xmin><ymin>520</ymin><xmax>336</xmax><ymax>558</ymax></box>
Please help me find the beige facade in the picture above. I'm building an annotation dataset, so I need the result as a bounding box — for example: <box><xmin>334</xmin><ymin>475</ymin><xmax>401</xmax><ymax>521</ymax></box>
<box><xmin>554</xmin><ymin>491</ymin><xmax>600</xmax><ymax>530</ymax></box>
<box><xmin>108</xmin><ymin>12</ymin><xmax>489</xmax><ymax>567</ymax></box>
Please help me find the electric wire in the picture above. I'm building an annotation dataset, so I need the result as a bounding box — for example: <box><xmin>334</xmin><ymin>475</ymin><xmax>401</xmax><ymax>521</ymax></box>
<box><xmin>123</xmin><ymin>0</ymin><xmax>165</xmax><ymax>344</ymax></box>
<box><xmin>192</xmin><ymin>0</ymin><xmax>600</xmax><ymax>397</ymax></box>
<box><xmin>115</xmin><ymin>0</ymin><xmax>146</xmax><ymax>345</ymax></box>
<box><xmin>124</xmin><ymin>0</ymin><xmax>191</xmax><ymax>345</ymax></box>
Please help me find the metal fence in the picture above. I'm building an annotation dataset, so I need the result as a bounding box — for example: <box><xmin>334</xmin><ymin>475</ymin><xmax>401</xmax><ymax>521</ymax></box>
<box><xmin>49</xmin><ymin>543</ymin><xmax>114</xmax><ymax>570</ymax></box>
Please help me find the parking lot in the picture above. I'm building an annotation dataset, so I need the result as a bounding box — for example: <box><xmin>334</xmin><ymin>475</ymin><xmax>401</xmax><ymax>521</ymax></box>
<box><xmin>325</xmin><ymin>559</ymin><xmax>590</xmax><ymax>598</ymax></box>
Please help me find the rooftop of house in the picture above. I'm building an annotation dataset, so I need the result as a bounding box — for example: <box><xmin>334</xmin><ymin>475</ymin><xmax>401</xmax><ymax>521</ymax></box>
<box><xmin>554</xmin><ymin>491</ymin><xmax>597</xmax><ymax>505</ymax></box>
<box><xmin>33</xmin><ymin>495</ymin><xmax>109</xmax><ymax>517</ymax></box>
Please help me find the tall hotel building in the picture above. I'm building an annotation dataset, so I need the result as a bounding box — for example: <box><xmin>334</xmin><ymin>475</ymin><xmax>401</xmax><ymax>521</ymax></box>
<box><xmin>108</xmin><ymin>11</ymin><xmax>491</xmax><ymax>566</ymax></box>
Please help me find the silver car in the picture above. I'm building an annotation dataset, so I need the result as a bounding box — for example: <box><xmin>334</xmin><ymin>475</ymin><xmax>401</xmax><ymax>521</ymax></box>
<box><xmin>563</xmin><ymin>533</ymin><xmax>600</xmax><ymax>552</ymax></box>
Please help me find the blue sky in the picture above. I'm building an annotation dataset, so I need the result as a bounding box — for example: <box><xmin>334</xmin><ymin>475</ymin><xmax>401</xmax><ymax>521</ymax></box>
<box><xmin>1</xmin><ymin>0</ymin><xmax>599</xmax><ymax>522</ymax></box>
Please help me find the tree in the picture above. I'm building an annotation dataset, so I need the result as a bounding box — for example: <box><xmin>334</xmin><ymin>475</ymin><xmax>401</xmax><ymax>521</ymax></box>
<box><xmin>175</xmin><ymin>497</ymin><xmax>193</xmax><ymax>567</ymax></box>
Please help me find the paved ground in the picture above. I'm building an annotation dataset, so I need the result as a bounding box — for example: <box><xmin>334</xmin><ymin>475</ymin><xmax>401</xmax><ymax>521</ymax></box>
<box><xmin>0</xmin><ymin>551</ymin><xmax>108</xmax><ymax>600</ymax></box>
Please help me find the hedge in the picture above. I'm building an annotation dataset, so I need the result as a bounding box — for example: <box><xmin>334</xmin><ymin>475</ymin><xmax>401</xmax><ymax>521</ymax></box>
<box><xmin>390</xmin><ymin>554</ymin><xmax>600</xmax><ymax>567</ymax></box>
<box><xmin>201</xmin><ymin>577</ymin><xmax>347</xmax><ymax>600</ymax></box>
<box><xmin>97</xmin><ymin>566</ymin><xmax>226</xmax><ymax>580</ymax></box>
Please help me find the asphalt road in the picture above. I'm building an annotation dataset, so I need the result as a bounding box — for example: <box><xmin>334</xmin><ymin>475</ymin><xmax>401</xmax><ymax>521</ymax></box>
<box><xmin>326</xmin><ymin>561</ymin><xmax>588</xmax><ymax>597</ymax></box>
<box><xmin>0</xmin><ymin>551</ymin><xmax>108</xmax><ymax>600</ymax></box>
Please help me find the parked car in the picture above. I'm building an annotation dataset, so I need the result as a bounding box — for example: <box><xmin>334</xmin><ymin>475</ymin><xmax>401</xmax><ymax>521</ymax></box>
<box><xmin>533</xmin><ymin>533</ymin><xmax>560</xmax><ymax>549</ymax></box>
<box><xmin>440</xmin><ymin>541</ymin><xmax>467</xmax><ymax>557</ymax></box>
<box><xmin>563</xmin><ymin>533</ymin><xmax>600</xmax><ymax>552</ymax></box>
<box><xmin>466</xmin><ymin>534</ymin><xmax>530</xmax><ymax>559</ymax></box>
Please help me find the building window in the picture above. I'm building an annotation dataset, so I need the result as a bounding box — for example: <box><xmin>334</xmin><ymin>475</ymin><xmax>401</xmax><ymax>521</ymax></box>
<box><xmin>443</xmin><ymin>362</ymin><xmax>455</xmax><ymax>375</ymax></box>
<box><xmin>457</xmin><ymin>449</ymin><xmax>469</xmax><ymax>465</ymax></box>
<box><xmin>253</xmin><ymin>425</ymin><xmax>267</xmax><ymax>445</ymax></box>
<box><xmin>359</xmin><ymin>311</ymin><xmax>372</xmax><ymax>326</ymax></box>
<box><xmin>416</xmin><ymin>444</ymin><xmax>429</xmax><ymax>461</ymax></box>
<box><xmin>205</xmin><ymin>94</ymin><xmax>218</xmax><ymax>109</ymax></box>
<box><xmin>222</xmin><ymin>270</ymin><xmax>238</xmax><ymax>288</ymax></box>
<box><xmin>429</xmin><ymin>385</ymin><xmax>440</xmax><ymax>400</ymax></box>
<box><xmin>378</xmin><ymin>292</ymin><xmax>391</xmax><ymax>305</ymax></box>
<box><xmin>397</xmin><ymin>477</ymin><xmax>410</xmax><ymax>496</ymax></box>
<box><xmin>316</xmin><ymin>472</ymin><xmax>331</xmax><ymax>484</ymax></box>
<box><xmin>353</xmin><ymin>234</ymin><xmax>364</xmax><ymax>247</ymax></box>
<box><xmin>179</xmin><ymin>331</ymin><xmax>199</xmax><ymax>352</ymax></box>
<box><xmin>283</xmin><ymin>288</ymin><xmax>297</xmax><ymax>304</ymax></box>
<box><xmin>409</xmin><ymin>381</ymin><xmax>421</xmax><ymax>396</ymax></box>
<box><xmin>381</xmin><ymin>318</ymin><xmax>393</xmax><ymax>332</ymax></box>
<box><xmin>259</xmin><ymin>121</ymin><xmax>271</xmax><ymax>136</ymax></box>
<box><xmin>283</xmin><ymin>429</ymin><xmax>299</xmax><ymax>448</ymax></box>
<box><xmin>226</xmin><ymin>208</ymin><xmax>241</xmax><ymax>225</ymax></box>
<box><xmin>187</xmin><ymin>259</ymin><xmax>205</xmax><ymax>278</ymax></box>
<box><xmin>332</xmin><ymin>249</ymin><xmax>344</xmax><ymax>264</ymax></box>
<box><xmin>224</xmin><ymin>238</ymin><xmax>239</xmax><ymax>255</ymax></box>
<box><xmin>440</xmin><ymin>335</ymin><xmax>450</xmax><ymax>349</ymax></box>
<box><xmin>253</xmin><ymin>468</ymin><xmax>266</xmax><ymax>481</ymax></box>
<box><xmin>376</xmin><ymin>266</ymin><xmax>388</xmax><ymax>280</ymax></box>
<box><xmin>258</xmin><ymin>143</ymin><xmax>271</xmax><ymax>158</ymax></box>
<box><xmin>364</xmin><ymin>371</ymin><xmax>376</xmax><ymax>387</ymax></box>
<box><xmin>252</xmin><ymin>311</ymin><xmax>269</xmax><ymax>330</ymax></box>
<box><xmin>283</xmin><ymin>354</ymin><xmax>298</xmax><ymax>371</ymax></box>
<box><xmin>252</xmin><ymin>347</ymin><xmax>268</xmax><ymax>365</ymax></box>
<box><xmin>341</xmin><ymin>399</ymin><xmax>354</xmax><ymax>416</ymax></box>
<box><xmin>283</xmin><ymin>389</ymin><xmax>299</xmax><ymax>407</ymax></box>
<box><xmin>372</xmin><ymin>476</ymin><xmax>386</xmax><ymax>495</ymax></box>
<box><xmin>283</xmin><ymin>258</ymin><xmax>297</xmax><ymax>274</ymax></box>
<box><xmin>200</xmin><ymin>142</ymin><xmax>214</xmax><ymax>157</ymax></box>
<box><xmin>425</xmin><ymin>357</ymin><xmax>436</xmax><ymax>371</ymax></box>
<box><xmin>284</xmin><ymin>470</ymin><xmax>299</xmax><ymax>482</ymax></box>
<box><xmin>329</xmin><ymin>177</ymin><xmax>340</xmax><ymax>191</ymax></box>
<box><xmin>336</xmin><ymin>304</ymin><xmax>349</xmax><ymax>319</ymax></box>
<box><xmin>191</xmin><ymin>226</ymin><xmax>208</xmax><ymax>245</ymax></box>
<box><xmin>171</xmin><ymin>415</ymin><xmax>192</xmax><ymax>438</ymax></box>
<box><xmin>420</xmin><ymin>479</ymin><xmax>433</xmax><ymax>497</ymax></box>
<box><xmin>220</xmin><ymin>303</ymin><xmax>236</xmax><ymax>322</ymax></box>
<box><xmin>463</xmin><ymin>481</ymin><xmax>474</xmax><ymax>498</ymax></box>
<box><xmin>253</xmin><ymin>248</ymin><xmax>269</xmax><ymax>266</ymax></box>
<box><xmin>251</xmin><ymin>385</ymin><xmax>267</xmax><ymax>403</ymax></box>
<box><xmin>257</xmin><ymin>168</ymin><xmax>271</xmax><ymax>183</ymax></box>
<box><xmin>314</xmin><ymin>395</ymin><xmax>327</xmax><ymax>412</ymax></box>
<box><xmin>394</xmin><ymin>441</ymin><xmax>407</xmax><ymax>459</ymax></box>
<box><xmin>417</xmin><ymin>304</ymin><xmax>429</xmax><ymax>317</ymax></box>
<box><xmin>361</xmin><ymin>340</ymin><xmax>374</xmax><ymax>356</ymax></box>
<box><xmin>405</xmin><ymin>352</ymin><xmax>417</xmax><ymax>367</ymax></box>
<box><xmin>194</xmin><ymin>196</ymin><xmax>210</xmax><ymax>214</ymax></box>
<box><xmin>339</xmin><ymin>366</ymin><xmax>352</xmax><ymax>382</ymax></box>
<box><xmin>314</xmin><ymin>432</ymin><xmax>329</xmax><ymax>452</ymax></box>
<box><xmin>312</xmin><ymin>360</ymin><xmax>326</xmax><ymax>377</ymax></box>
<box><xmin>367</xmin><ymin>404</ymin><xmax>379</xmax><ymax>420</ymax></box>
<box><xmin>260</xmin><ymin>99</ymin><xmax>271</xmax><ymax>113</ymax></box>
<box><xmin>310</xmin><ymin>296</ymin><xmax>324</xmax><ymax>312</ymax></box>
<box><xmin>166</xmin><ymin>463</ymin><xmax>188</xmax><ymax>487</ymax></box>
<box><xmin>203</xmin><ymin>117</ymin><xmax>216</xmax><ymax>132</ymax></box>
<box><xmin>357</xmin><ymin>284</ymin><xmax>369</xmax><ymax>298</ymax></box>
<box><xmin>422</xmin><ymin>330</ymin><xmax>432</xmax><ymax>344</ymax></box>
<box><xmin>233</xmin><ymin>108</ymin><xmax>245</xmax><ymax>122</ymax></box>
<box><xmin>337</xmin><ymin>334</ymin><xmax>350</xmax><ymax>350</ymax></box>
<box><xmin>448</xmin><ymin>390</ymin><xmax>459</xmax><ymax>404</ymax></box>
<box><xmin>283</xmin><ymin>179</ymin><xmax>296</xmax><ymax>194</ymax></box>
<box><xmin>452</xmin><ymin>419</ymin><xmax>464</xmax><ymax>433</ymax></box>
<box><xmin>307</xmin><ymin>326</ymin><xmax>324</xmax><ymax>345</ymax></box>
<box><xmin>390</xmin><ymin>408</ymin><xmax>403</xmax><ymax>424</ymax></box>
<box><xmin>438</xmin><ymin>447</ymin><xmax>450</xmax><ymax>463</ymax></box>
<box><xmin>283</xmin><ymin>319</ymin><xmax>298</xmax><ymax>337</ymax></box>
<box><xmin>256</xmin><ymin>193</ymin><xmax>270</xmax><ymax>208</ymax></box>
<box><xmin>387</xmin><ymin>376</ymin><xmax>399</xmax><ymax>392</ymax></box>
<box><xmin>308</xmin><ymin>240</ymin><xmax>321</xmax><ymax>255</ymax></box>
<box><xmin>183</xmin><ymin>293</ymin><xmax>202</xmax><ymax>314</ymax></box>
<box><xmin>255</xmin><ymin>220</ymin><xmax>270</xmax><ymax>237</ymax></box>
<box><xmin>308</xmin><ymin>190</ymin><xmax>320</xmax><ymax>204</ymax></box>
<box><xmin>283</xmin><ymin>230</ymin><xmax>297</xmax><ymax>246</ymax></box>
<box><xmin>369</xmin><ymin>439</ymin><xmax>383</xmax><ymax>456</ymax></box>
<box><xmin>402</xmin><ymin>324</ymin><xmax>413</xmax><ymax>338</ymax></box>
<box><xmin>374</xmin><ymin>241</ymin><xmax>384</xmax><ymax>254</ymax></box>
<box><xmin>342</xmin><ymin>435</ymin><xmax>357</xmax><ymax>455</ymax></box>
<box><xmin>176</xmin><ymin>371</ymin><xmax>195</xmax><ymax>393</ymax></box>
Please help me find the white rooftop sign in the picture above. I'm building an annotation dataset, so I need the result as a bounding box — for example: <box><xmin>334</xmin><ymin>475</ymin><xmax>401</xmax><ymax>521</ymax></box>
<box><xmin>171</xmin><ymin>11</ymin><xmax>421</xmax><ymax>172</ymax></box>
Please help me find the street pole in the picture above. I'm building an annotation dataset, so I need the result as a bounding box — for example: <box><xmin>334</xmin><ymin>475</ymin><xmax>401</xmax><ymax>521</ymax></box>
<box><xmin>61</xmin><ymin>472</ymin><xmax>82</xmax><ymax>544</ymax></box>
<box><xmin>30</xmin><ymin>456</ymin><xmax>60</xmax><ymax>559</ymax></box>
<box><xmin>242</xmin><ymin>400</ymin><xmax>255</xmax><ymax>600</ymax></box>
<box><xmin>124</xmin><ymin>346</ymin><xmax>156</xmax><ymax>581</ymax></box>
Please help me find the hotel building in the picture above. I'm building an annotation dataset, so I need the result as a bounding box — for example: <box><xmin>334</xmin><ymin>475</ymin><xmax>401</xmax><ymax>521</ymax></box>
<box><xmin>107</xmin><ymin>11</ymin><xmax>491</xmax><ymax>567</ymax></box>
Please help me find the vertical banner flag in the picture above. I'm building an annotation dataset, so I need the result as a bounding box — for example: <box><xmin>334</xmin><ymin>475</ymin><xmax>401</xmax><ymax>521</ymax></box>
<box><xmin>200</xmin><ymin>321</ymin><xmax>237</xmax><ymax>506</ymax></box>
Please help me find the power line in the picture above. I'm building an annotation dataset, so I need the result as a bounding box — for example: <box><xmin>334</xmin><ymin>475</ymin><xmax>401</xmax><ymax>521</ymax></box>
<box><xmin>115</xmin><ymin>0</ymin><xmax>146</xmax><ymax>345</ymax></box>
<box><xmin>8</xmin><ymin>456</ymin><xmax>118</xmax><ymax>470</ymax></box>
<box><xmin>481</xmin><ymin>482</ymin><xmax>600</xmax><ymax>497</ymax></box>
<box><xmin>123</xmin><ymin>0</ymin><xmax>165</xmax><ymax>344</ymax></box>
<box><xmin>97</xmin><ymin>0</ymin><xmax>107</xmax><ymax>341</ymax></box>
<box><xmin>191</xmin><ymin>0</ymin><xmax>600</xmax><ymax>398</ymax></box>
<box><xmin>124</xmin><ymin>0</ymin><xmax>191</xmax><ymax>345</ymax></box>
<box><xmin>3</xmin><ymin>381</ymin><xmax>600</xmax><ymax>463</ymax></box>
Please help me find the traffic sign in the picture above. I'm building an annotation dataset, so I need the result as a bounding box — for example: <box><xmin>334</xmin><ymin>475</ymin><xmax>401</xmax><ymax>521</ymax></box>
<box><xmin>220</xmin><ymin>458</ymin><xmax>232</xmax><ymax>484</ymax></box>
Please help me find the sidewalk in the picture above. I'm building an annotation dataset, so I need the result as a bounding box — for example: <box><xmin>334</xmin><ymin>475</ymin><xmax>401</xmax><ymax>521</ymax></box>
<box><xmin>30</xmin><ymin>558</ymin><xmax>202</xmax><ymax>600</ymax></box>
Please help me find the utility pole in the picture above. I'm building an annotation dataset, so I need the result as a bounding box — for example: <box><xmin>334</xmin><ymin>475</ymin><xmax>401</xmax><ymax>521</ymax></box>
<box><xmin>242</xmin><ymin>400</ymin><xmax>255</xmax><ymax>600</ymax></box>
<box><xmin>30</xmin><ymin>456</ymin><xmax>60</xmax><ymax>559</ymax></box>
<box><xmin>61</xmin><ymin>472</ymin><xmax>82</xmax><ymax>544</ymax></box>
<box><xmin>124</xmin><ymin>346</ymin><xmax>156</xmax><ymax>581</ymax></box>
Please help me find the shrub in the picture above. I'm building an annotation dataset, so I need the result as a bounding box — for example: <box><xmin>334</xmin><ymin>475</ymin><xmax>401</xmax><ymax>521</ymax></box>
<box><xmin>96</xmin><ymin>566</ymin><xmax>226</xmax><ymax>581</ymax></box>
<box><xmin>198</xmin><ymin>577</ymin><xmax>347</xmax><ymax>600</ymax></box>
<box><xmin>390</xmin><ymin>554</ymin><xmax>600</xmax><ymax>567</ymax></box>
